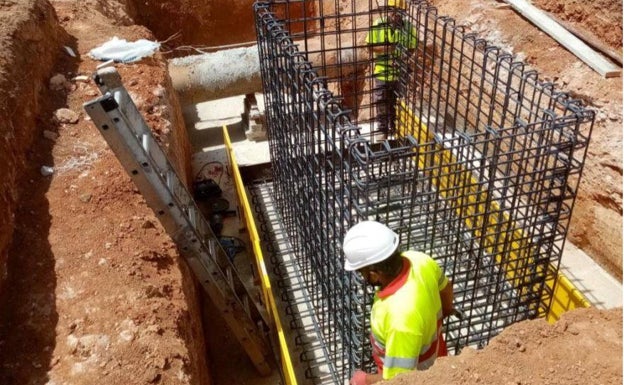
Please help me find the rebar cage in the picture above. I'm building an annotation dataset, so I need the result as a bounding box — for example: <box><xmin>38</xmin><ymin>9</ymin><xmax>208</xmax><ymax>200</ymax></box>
<box><xmin>253</xmin><ymin>0</ymin><xmax>594</xmax><ymax>382</ymax></box>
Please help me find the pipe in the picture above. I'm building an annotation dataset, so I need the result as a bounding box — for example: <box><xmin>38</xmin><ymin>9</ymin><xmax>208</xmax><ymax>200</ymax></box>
<box><xmin>169</xmin><ymin>41</ymin><xmax>369</xmax><ymax>105</ymax></box>
<box><xmin>169</xmin><ymin>46</ymin><xmax>262</xmax><ymax>105</ymax></box>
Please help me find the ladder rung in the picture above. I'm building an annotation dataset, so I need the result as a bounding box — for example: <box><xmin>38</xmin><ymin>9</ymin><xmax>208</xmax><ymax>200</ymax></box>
<box><xmin>243</xmin><ymin>294</ymin><xmax>252</xmax><ymax>318</ymax></box>
<box><xmin>226</xmin><ymin>266</ymin><xmax>235</xmax><ymax>288</ymax></box>
<box><xmin>141</xmin><ymin>133</ymin><xmax>150</xmax><ymax>155</ymax></box>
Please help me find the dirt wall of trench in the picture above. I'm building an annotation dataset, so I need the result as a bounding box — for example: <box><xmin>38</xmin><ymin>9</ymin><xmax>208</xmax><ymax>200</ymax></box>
<box><xmin>0</xmin><ymin>0</ymin><xmax>63</xmax><ymax>299</ymax></box>
<box><xmin>0</xmin><ymin>0</ymin><xmax>196</xmax><ymax>315</ymax></box>
<box><xmin>95</xmin><ymin>0</ymin><xmax>316</xmax><ymax>53</ymax></box>
<box><xmin>0</xmin><ymin>1</ymin><xmax>208</xmax><ymax>384</ymax></box>
<box><xmin>125</xmin><ymin>0</ymin><xmax>260</xmax><ymax>50</ymax></box>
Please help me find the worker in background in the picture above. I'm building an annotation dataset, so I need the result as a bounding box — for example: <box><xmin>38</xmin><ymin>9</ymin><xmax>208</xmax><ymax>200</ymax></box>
<box><xmin>365</xmin><ymin>0</ymin><xmax>418</xmax><ymax>141</ymax></box>
<box><xmin>343</xmin><ymin>221</ymin><xmax>454</xmax><ymax>385</ymax></box>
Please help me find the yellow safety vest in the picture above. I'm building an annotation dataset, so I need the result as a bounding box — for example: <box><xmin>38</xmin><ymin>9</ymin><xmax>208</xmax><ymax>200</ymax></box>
<box><xmin>365</xmin><ymin>17</ymin><xmax>418</xmax><ymax>81</ymax></box>
<box><xmin>369</xmin><ymin>251</ymin><xmax>448</xmax><ymax>380</ymax></box>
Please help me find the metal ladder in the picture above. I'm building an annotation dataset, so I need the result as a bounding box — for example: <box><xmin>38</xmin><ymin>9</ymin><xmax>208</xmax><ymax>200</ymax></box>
<box><xmin>83</xmin><ymin>67</ymin><xmax>272</xmax><ymax>375</ymax></box>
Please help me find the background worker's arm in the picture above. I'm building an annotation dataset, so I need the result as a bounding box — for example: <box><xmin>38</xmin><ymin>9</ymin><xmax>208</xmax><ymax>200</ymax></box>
<box><xmin>440</xmin><ymin>280</ymin><xmax>454</xmax><ymax>318</ymax></box>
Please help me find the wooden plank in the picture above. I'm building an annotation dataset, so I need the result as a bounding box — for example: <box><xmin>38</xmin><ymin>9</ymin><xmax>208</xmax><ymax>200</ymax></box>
<box><xmin>503</xmin><ymin>0</ymin><xmax>621</xmax><ymax>78</ymax></box>
<box><xmin>544</xmin><ymin>12</ymin><xmax>623</xmax><ymax>66</ymax></box>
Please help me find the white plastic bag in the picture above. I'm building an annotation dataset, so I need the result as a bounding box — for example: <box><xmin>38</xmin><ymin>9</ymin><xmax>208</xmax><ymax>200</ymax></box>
<box><xmin>89</xmin><ymin>37</ymin><xmax>160</xmax><ymax>63</ymax></box>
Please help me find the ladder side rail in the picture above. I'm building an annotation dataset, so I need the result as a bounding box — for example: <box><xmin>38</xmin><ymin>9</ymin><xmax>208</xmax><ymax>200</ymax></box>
<box><xmin>84</xmin><ymin>94</ymin><xmax>255</xmax><ymax>312</ymax></box>
<box><xmin>90</xmin><ymin>81</ymin><xmax>269</xmax><ymax>327</ymax></box>
<box><xmin>84</xmin><ymin>84</ymin><xmax>272</xmax><ymax>375</ymax></box>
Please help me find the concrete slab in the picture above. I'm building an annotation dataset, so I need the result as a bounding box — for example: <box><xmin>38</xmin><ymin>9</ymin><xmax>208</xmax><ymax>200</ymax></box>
<box><xmin>249</xmin><ymin>182</ymin><xmax>341</xmax><ymax>385</ymax></box>
<box><xmin>561</xmin><ymin>242</ymin><xmax>622</xmax><ymax>309</ymax></box>
<box><xmin>185</xmin><ymin>94</ymin><xmax>270</xmax><ymax>166</ymax></box>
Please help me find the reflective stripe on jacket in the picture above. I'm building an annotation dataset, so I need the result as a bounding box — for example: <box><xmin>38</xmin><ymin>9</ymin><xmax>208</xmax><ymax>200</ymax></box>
<box><xmin>365</xmin><ymin>17</ymin><xmax>418</xmax><ymax>81</ymax></box>
<box><xmin>369</xmin><ymin>250</ymin><xmax>449</xmax><ymax>380</ymax></box>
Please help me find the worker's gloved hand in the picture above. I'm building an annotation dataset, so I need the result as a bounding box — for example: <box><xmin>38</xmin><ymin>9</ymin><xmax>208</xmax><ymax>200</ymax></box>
<box><xmin>349</xmin><ymin>370</ymin><xmax>367</xmax><ymax>385</ymax></box>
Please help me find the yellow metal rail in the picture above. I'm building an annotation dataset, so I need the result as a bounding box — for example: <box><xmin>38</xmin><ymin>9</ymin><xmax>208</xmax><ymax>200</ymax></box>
<box><xmin>546</xmin><ymin>271</ymin><xmax>591</xmax><ymax>322</ymax></box>
<box><xmin>223</xmin><ymin>127</ymin><xmax>298</xmax><ymax>384</ymax></box>
<box><xmin>396</xmin><ymin>103</ymin><xmax>590</xmax><ymax>323</ymax></box>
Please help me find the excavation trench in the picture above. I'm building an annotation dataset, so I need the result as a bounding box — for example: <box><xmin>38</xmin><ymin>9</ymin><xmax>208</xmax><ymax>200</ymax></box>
<box><xmin>1</xmin><ymin>0</ymin><xmax>621</xmax><ymax>385</ymax></box>
<box><xmin>0</xmin><ymin>1</ymin><xmax>268</xmax><ymax>384</ymax></box>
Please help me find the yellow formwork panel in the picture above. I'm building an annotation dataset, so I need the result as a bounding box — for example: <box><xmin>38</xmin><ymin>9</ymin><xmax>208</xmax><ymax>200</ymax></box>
<box><xmin>546</xmin><ymin>269</ymin><xmax>591</xmax><ymax>323</ymax></box>
<box><xmin>396</xmin><ymin>103</ymin><xmax>591</xmax><ymax>324</ymax></box>
<box><xmin>223</xmin><ymin>127</ymin><xmax>298</xmax><ymax>385</ymax></box>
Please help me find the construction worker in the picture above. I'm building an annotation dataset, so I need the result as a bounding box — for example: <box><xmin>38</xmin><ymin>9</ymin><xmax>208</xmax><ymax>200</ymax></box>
<box><xmin>343</xmin><ymin>221</ymin><xmax>454</xmax><ymax>384</ymax></box>
<box><xmin>365</xmin><ymin>0</ymin><xmax>418</xmax><ymax>141</ymax></box>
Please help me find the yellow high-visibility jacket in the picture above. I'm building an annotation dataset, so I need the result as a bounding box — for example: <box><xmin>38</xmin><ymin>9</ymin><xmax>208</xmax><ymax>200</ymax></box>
<box><xmin>369</xmin><ymin>250</ymin><xmax>449</xmax><ymax>380</ymax></box>
<box><xmin>365</xmin><ymin>17</ymin><xmax>418</xmax><ymax>81</ymax></box>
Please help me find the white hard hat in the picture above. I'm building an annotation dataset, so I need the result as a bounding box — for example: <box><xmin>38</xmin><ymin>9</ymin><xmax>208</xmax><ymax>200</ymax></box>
<box><xmin>343</xmin><ymin>221</ymin><xmax>399</xmax><ymax>271</ymax></box>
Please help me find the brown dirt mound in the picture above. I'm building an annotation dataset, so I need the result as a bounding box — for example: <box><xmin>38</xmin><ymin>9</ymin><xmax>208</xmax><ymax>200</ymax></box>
<box><xmin>387</xmin><ymin>307</ymin><xmax>623</xmax><ymax>385</ymax></box>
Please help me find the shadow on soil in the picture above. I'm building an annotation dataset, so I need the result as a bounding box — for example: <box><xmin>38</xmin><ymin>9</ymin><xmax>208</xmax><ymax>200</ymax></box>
<box><xmin>0</xmin><ymin>32</ymin><xmax>79</xmax><ymax>385</ymax></box>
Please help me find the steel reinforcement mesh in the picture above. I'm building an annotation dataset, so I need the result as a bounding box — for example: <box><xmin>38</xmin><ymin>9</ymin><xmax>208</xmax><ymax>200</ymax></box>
<box><xmin>253</xmin><ymin>0</ymin><xmax>594</xmax><ymax>382</ymax></box>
